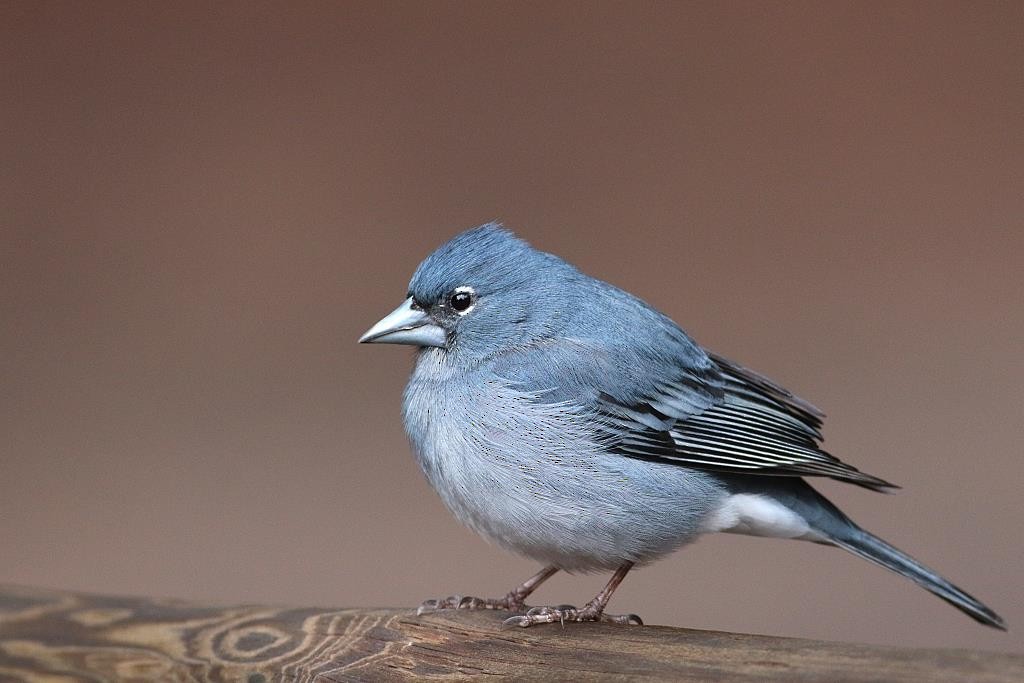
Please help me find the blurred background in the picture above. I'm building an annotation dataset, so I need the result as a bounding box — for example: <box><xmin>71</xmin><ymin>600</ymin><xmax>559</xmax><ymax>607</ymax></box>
<box><xmin>2</xmin><ymin>1</ymin><xmax>1021</xmax><ymax>653</ymax></box>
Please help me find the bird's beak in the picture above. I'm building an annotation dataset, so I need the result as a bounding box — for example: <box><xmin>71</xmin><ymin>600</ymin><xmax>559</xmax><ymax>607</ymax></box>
<box><xmin>358</xmin><ymin>297</ymin><xmax>447</xmax><ymax>348</ymax></box>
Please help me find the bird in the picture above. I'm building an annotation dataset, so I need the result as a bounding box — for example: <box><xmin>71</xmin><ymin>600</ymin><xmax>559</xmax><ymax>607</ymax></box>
<box><xmin>358</xmin><ymin>223</ymin><xmax>1005</xmax><ymax>630</ymax></box>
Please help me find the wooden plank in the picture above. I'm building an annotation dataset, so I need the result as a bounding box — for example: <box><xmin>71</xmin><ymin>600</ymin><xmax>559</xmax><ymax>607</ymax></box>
<box><xmin>0</xmin><ymin>585</ymin><xmax>1019</xmax><ymax>682</ymax></box>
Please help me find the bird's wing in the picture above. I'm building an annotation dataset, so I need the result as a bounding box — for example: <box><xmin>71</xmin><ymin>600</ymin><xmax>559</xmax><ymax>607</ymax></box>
<box><xmin>607</xmin><ymin>352</ymin><xmax>897</xmax><ymax>491</ymax></box>
<box><xmin>493</xmin><ymin>341</ymin><xmax>897</xmax><ymax>492</ymax></box>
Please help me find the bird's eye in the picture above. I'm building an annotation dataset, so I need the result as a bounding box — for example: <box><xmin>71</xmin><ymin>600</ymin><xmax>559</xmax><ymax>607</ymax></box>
<box><xmin>449</xmin><ymin>287</ymin><xmax>475</xmax><ymax>313</ymax></box>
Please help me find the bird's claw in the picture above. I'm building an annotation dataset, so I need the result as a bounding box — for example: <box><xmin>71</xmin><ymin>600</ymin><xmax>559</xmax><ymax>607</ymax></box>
<box><xmin>502</xmin><ymin>604</ymin><xmax>644</xmax><ymax>628</ymax></box>
<box><xmin>416</xmin><ymin>594</ymin><xmax>518</xmax><ymax>615</ymax></box>
<box><xmin>416</xmin><ymin>599</ymin><xmax>441</xmax><ymax>615</ymax></box>
<box><xmin>612</xmin><ymin>613</ymin><xmax>644</xmax><ymax>625</ymax></box>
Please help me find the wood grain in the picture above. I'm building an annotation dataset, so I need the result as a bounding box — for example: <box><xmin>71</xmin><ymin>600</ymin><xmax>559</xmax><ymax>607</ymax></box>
<box><xmin>0</xmin><ymin>584</ymin><xmax>1019</xmax><ymax>682</ymax></box>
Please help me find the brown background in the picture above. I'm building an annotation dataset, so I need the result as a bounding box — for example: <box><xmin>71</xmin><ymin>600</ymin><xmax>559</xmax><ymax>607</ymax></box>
<box><xmin>2</xmin><ymin>1</ymin><xmax>1021</xmax><ymax>654</ymax></box>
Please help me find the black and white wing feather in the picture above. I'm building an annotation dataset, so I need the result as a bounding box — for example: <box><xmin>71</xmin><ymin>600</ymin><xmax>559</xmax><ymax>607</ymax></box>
<box><xmin>604</xmin><ymin>353</ymin><xmax>898</xmax><ymax>492</ymax></box>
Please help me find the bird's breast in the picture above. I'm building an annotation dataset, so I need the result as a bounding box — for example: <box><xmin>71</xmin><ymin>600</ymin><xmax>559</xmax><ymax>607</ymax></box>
<box><xmin>399</xmin><ymin>352</ymin><xmax>726</xmax><ymax>570</ymax></box>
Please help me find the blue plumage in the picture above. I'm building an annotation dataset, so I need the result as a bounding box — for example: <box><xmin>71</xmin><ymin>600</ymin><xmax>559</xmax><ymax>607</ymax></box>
<box><xmin>360</xmin><ymin>223</ymin><xmax>1005</xmax><ymax>630</ymax></box>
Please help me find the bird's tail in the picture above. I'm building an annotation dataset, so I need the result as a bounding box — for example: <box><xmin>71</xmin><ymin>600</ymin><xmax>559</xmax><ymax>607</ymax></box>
<box><xmin>830</xmin><ymin>527</ymin><xmax>1006</xmax><ymax>630</ymax></box>
<box><xmin>735</xmin><ymin>477</ymin><xmax>1007</xmax><ymax>630</ymax></box>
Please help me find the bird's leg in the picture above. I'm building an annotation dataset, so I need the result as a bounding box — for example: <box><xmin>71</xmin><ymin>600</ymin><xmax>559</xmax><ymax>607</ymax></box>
<box><xmin>503</xmin><ymin>562</ymin><xmax>643</xmax><ymax>627</ymax></box>
<box><xmin>500</xmin><ymin>564</ymin><xmax>560</xmax><ymax>611</ymax></box>
<box><xmin>417</xmin><ymin>565</ymin><xmax>559</xmax><ymax>615</ymax></box>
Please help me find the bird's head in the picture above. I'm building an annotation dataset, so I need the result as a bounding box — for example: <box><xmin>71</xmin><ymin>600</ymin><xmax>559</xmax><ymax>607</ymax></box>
<box><xmin>359</xmin><ymin>223</ymin><xmax>577</xmax><ymax>359</ymax></box>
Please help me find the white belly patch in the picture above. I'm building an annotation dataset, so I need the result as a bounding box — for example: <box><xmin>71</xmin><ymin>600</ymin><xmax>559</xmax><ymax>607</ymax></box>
<box><xmin>701</xmin><ymin>493</ymin><xmax>824</xmax><ymax>541</ymax></box>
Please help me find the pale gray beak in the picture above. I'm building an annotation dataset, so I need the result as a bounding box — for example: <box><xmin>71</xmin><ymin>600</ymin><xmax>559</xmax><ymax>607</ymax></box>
<box><xmin>359</xmin><ymin>297</ymin><xmax>447</xmax><ymax>348</ymax></box>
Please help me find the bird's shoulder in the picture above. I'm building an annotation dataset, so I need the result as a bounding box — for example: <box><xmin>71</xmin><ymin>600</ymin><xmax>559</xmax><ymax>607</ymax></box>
<box><xmin>483</xmin><ymin>288</ymin><xmax>721</xmax><ymax>420</ymax></box>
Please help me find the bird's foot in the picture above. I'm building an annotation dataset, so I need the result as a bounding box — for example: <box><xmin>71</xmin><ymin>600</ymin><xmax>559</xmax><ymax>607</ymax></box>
<box><xmin>502</xmin><ymin>603</ymin><xmax>643</xmax><ymax>628</ymax></box>
<box><xmin>417</xmin><ymin>566</ymin><xmax>562</xmax><ymax>616</ymax></box>
<box><xmin>416</xmin><ymin>592</ymin><xmax>528</xmax><ymax>615</ymax></box>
